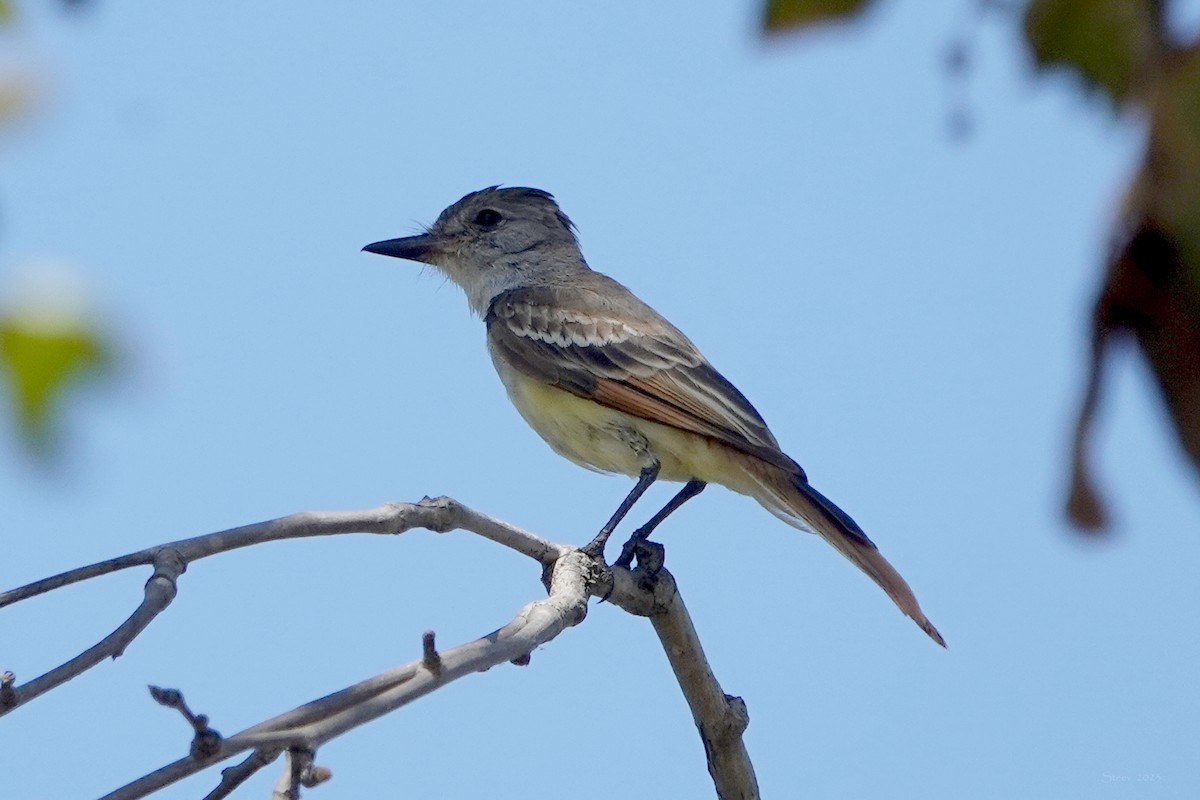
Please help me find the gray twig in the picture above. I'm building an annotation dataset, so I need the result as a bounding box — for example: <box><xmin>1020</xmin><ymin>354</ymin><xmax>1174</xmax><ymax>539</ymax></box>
<box><xmin>1</xmin><ymin>550</ymin><xmax>184</xmax><ymax>715</ymax></box>
<box><xmin>421</xmin><ymin>630</ymin><xmax>442</xmax><ymax>674</ymax></box>
<box><xmin>149</xmin><ymin>685</ymin><xmax>223</xmax><ymax>758</ymax></box>
<box><xmin>201</xmin><ymin>750</ymin><xmax>279</xmax><ymax>800</ymax></box>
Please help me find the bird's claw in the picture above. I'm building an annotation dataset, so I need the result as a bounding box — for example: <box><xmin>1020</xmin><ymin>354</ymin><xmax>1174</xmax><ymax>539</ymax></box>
<box><xmin>615</xmin><ymin>536</ymin><xmax>665</xmax><ymax>584</ymax></box>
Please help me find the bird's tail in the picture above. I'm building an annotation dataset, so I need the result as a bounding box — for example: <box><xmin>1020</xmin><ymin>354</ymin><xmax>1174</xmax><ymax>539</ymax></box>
<box><xmin>740</xmin><ymin>457</ymin><xmax>945</xmax><ymax>646</ymax></box>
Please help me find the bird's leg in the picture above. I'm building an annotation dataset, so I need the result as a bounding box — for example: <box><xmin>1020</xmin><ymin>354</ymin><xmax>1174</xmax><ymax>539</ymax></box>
<box><xmin>615</xmin><ymin>480</ymin><xmax>707</xmax><ymax>571</ymax></box>
<box><xmin>582</xmin><ymin>462</ymin><xmax>660</xmax><ymax>559</ymax></box>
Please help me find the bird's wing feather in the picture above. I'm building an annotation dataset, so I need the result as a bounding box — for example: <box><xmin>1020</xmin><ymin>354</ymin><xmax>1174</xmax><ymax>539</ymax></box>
<box><xmin>486</xmin><ymin>284</ymin><xmax>803</xmax><ymax>475</ymax></box>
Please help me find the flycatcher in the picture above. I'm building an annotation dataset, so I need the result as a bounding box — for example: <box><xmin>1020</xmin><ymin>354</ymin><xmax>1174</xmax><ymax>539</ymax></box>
<box><xmin>364</xmin><ymin>187</ymin><xmax>943</xmax><ymax>645</ymax></box>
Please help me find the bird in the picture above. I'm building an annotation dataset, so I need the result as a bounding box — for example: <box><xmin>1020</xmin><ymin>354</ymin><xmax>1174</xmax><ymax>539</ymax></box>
<box><xmin>364</xmin><ymin>186</ymin><xmax>944</xmax><ymax>645</ymax></box>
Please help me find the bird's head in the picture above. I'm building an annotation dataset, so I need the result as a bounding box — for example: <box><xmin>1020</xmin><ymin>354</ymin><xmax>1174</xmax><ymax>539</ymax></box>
<box><xmin>364</xmin><ymin>186</ymin><xmax>583</xmax><ymax>314</ymax></box>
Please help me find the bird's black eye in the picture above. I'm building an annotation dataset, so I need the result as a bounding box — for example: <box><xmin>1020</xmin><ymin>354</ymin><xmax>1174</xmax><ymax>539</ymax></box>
<box><xmin>474</xmin><ymin>208</ymin><xmax>502</xmax><ymax>227</ymax></box>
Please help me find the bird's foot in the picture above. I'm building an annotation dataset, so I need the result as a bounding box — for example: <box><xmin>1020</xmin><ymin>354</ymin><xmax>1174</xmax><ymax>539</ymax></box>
<box><xmin>615</xmin><ymin>536</ymin><xmax>665</xmax><ymax>588</ymax></box>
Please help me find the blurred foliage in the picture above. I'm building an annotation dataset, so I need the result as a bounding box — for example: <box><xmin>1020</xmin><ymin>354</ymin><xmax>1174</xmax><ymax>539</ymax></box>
<box><xmin>763</xmin><ymin>0</ymin><xmax>875</xmax><ymax>32</ymax></box>
<box><xmin>0</xmin><ymin>73</ymin><xmax>38</xmax><ymax>125</ymax></box>
<box><xmin>1070</xmin><ymin>33</ymin><xmax>1200</xmax><ymax>529</ymax></box>
<box><xmin>0</xmin><ymin>2</ymin><xmax>110</xmax><ymax>462</ymax></box>
<box><xmin>0</xmin><ymin>304</ymin><xmax>111</xmax><ymax>457</ymax></box>
<box><xmin>1023</xmin><ymin>0</ymin><xmax>1158</xmax><ymax>105</ymax></box>
<box><xmin>766</xmin><ymin>0</ymin><xmax>1200</xmax><ymax>531</ymax></box>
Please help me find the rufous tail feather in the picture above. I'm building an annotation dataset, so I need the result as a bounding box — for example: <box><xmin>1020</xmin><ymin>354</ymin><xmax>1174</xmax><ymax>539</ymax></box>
<box><xmin>741</xmin><ymin>456</ymin><xmax>945</xmax><ymax>646</ymax></box>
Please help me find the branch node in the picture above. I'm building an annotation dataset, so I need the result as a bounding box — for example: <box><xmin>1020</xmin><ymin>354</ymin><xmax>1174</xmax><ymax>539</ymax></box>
<box><xmin>558</xmin><ymin>548</ymin><xmax>608</xmax><ymax>608</ymax></box>
<box><xmin>301</xmin><ymin>764</ymin><xmax>332</xmax><ymax>788</ymax></box>
<box><xmin>421</xmin><ymin>630</ymin><xmax>442</xmax><ymax>674</ymax></box>
<box><xmin>191</xmin><ymin>725</ymin><xmax>224</xmax><ymax>760</ymax></box>
<box><xmin>509</xmin><ymin>652</ymin><xmax>531</xmax><ymax>666</ymax></box>
<box><xmin>148</xmin><ymin>685</ymin><xmax>223</xmax><ymax>758</ymax></box>
<box><xmin>207</xmin><ymin>749</ymin><xmax>280</xmax><ymax>800</ymax></box>
<box><xmin>539</xmin><ymin>558</ymin><xmax>559</xmax><ymax>594</ymax></box>
<box><xmin>275</xmin><ymin>747</ymin><xmax>329</xmax><ymax>799</ymax></box>
<box><xmin>724</xmin><ymin>694</ymin><xmax>750</xmax><ymax>737</ymax></box>
<box><xmin>417</xmin><ymin>495</ymin><xmax>458</xmax><ymax>532</ymax></box>
<box><xmin>152</xmin><ymin>547</ymin><xmax>187</xmax><ymax>581</ymax></box>
<box><xmin>0</xmin><ymin>670</ymin><xmax>15</xmax><ymax>709</ymax></box>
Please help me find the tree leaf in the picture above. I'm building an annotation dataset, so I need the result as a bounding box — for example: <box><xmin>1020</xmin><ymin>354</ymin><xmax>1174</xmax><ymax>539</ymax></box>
<box><xmin>762</xmin><ymin>0</ymin><xmax>875</xmax><ymax>33</ymax></box>
<box><xmin>0</xmin><ymin>308</ymin><xmax>110</xmax><ymax>456</ymax></box>
<box><xmin>1023</xmin><ymin>0</ymin><xmax>1159</xmax><ymax>106</ymax></box>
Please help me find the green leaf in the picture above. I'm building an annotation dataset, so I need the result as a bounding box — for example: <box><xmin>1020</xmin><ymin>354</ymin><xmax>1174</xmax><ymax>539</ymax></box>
<box><xmin>763</xmin><ymin>0</ymin><xmax>875</xmax><ymax>33</ymax></box>
<box><xmin>1023</xmin><ymin>0</ymin><xmax>1158</xmax><ymax>106</ymax></box>
<box><xmin>0</xmin><ymin>309</ymin><xmax>110</xmax><ymax>456</ymax></box>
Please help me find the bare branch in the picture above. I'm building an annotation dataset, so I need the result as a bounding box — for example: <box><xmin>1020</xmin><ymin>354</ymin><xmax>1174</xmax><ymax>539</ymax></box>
<box><xmin>0</xmin><ymin>498</ymin><xmax>562</xmax><ymax>610</ymax></box>
<box><xmin>0</xmin><ymin>498</ymin><xmax>565</xmax><ymax>715</ymax></box>
<box><xmin>2</xmin><ymin>550</ymin><xmax>184</xmax><ymax>713</ymax></box>
<box><xmin>201</xmin><ymin>751</ymin><xmax>279</xmax><ymax>800</ymax></box>
<box><xmin>5</xmin><ymin>497</ymin><xmax>756</xmax><ymax>799</ymax></box>
<box><xmin>607</xmin><ymin>565</ymin><xmax>759</xmax><ymax>799</ymax></box>
<box><xmin>97</xmin><ymin>549</ymin><xmax>599</xmax><ymax>800</ymax></box>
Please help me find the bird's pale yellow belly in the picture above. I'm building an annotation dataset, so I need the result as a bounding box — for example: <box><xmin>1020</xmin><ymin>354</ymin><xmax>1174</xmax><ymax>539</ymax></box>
<box><xmin>491</xmin><ymin>354</ymin><xmax>758</xmax><ymax>493</ymax></box>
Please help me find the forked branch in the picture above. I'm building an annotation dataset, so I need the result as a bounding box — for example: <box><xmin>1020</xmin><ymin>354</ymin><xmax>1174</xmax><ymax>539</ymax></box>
<box><xmin>0</xmin><ymin>498</ymin><xmax>561</xmax><ymax>715</ymax></box>
<box><xmin>1</xmin><ymin>498</ymin><xmax>757</xmax><ymax>800</ymax></box>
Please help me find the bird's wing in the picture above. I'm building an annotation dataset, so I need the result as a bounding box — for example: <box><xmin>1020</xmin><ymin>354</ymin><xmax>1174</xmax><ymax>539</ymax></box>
<box><xmin>486</xmin><ymin>283</ymin><xmax>804</xmax><ymax>476</ymax></box>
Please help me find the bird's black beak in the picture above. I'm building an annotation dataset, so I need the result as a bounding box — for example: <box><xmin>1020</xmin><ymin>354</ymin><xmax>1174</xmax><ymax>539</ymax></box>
<box><xmin>362</xmin><ymin>234</ymin><xmax>439</xmax><ymax>264</ymax></box>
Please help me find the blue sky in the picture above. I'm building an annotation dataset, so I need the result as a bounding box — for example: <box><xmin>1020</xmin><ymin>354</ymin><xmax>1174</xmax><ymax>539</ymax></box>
<box><xmin>2</xmin><ymin>2</ymin><xmax>1197</xmax><ymax>798</ymax></box>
